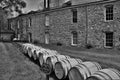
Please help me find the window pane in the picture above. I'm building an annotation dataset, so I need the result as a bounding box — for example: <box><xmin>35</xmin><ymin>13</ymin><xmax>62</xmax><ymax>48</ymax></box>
<box><xmin>45</xmin><ymin>15</ymin><xmax>49</xmax><ymax>26</ymax></box>
<box><xmin>73</xmin><ymin>9</ymin><xmax>77</xmax><ymax>23</ymax></box>
<box><xmin>106</xmin><ymin>32</ymin><xmax>113</xmax><ymax>47</ymax></box>
<box><xmin>106</xmin><ymin>5</ymin><xmax>113</xmax><ymax>20</ymax></box>
<box><xmin>72</xmin><ymin>32</ymin><xmax>77</xmax><ymax>44</ymax></box>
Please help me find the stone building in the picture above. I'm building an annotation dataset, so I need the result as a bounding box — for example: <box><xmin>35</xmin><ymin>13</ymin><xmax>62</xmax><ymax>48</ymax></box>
<box><xmin>0</xmin><ymin>7</ymin><xmax>14</xmax><ymax>41</ymax></box>
<box><xmin>9</xmin><ymin>0</ymin><xmax>120</xmax><ymax>48</ymax></box>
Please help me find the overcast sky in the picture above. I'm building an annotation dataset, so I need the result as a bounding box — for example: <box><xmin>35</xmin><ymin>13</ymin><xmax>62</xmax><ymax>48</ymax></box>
<box><xmin>22</xmin><ymin>0</ymin><xmax>100</xmax><ymax>13</ymax></box>
<box><xmin>22</xmin><ymin>0</ymin><xmax>43</xmax><ymax>13</ymax></box>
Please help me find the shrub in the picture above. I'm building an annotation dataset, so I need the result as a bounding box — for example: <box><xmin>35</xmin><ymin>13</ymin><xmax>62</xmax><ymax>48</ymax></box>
<box><xmin>85</xmin><ymin>44</ymin><xmax>93</xmax><ymax>49</ymax></box>
<box><xmin>57</xmin><ymin>42</ymin><xmax>62</xmax><ymax>46</ymax></box>
<box><xmin>33</xmin><ymin>40</ymin><xmax>39</xmax><ymax>44</ymax></box>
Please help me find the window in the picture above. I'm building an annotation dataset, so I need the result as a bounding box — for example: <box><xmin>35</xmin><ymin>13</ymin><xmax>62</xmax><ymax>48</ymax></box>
<box><xmin>28</xmin><ymin>18</ymin><xmax>32</xmax><ymax>27</ymax></box>
<box><xmin>17</xmin><ymin>20</ymin><xmax>20</xmax><ymax>29</ymax></box>
<box><xmin>10</xmin><ymin>22</ymin><xmax>13</xmax><ymax>30</ymax></box>
<box><xmin>45</xmin><ymin>15</ymin><xmax>49</xmax><ymax>26</ymax></box>
<box><xmin>45</xmin><ymin>32</ymin><xmax>49</xmax><ymax>44</ymax></box>
<box><xmin>105</xmin><ymin>5</ymin><xmax>113</xmax><ymax>21</ymax></box>
<box><xmin>71</xmin><ymin>31</ymin><xmax>78</xmax><ymax>45</ymax></box>
<box><xmin>72</xmin><ymin>9</ymin><xmax>77</xmax><ymax>23</ymax></box>
<box><xmin>105</xmin><ymin>32</ymin><xmax>113</xmax><ymax>47</ymax></box>
<box><xmin>44</xmin><ymin>0</ymin><xmax>50</xmax><ymax>9</ymax></box>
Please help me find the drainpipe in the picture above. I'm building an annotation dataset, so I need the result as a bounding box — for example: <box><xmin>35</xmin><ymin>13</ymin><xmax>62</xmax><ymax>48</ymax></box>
<box><xmin>85</xmin><ymin>6</ymin><xmax>88</xmax><ymax>45</ymax></box>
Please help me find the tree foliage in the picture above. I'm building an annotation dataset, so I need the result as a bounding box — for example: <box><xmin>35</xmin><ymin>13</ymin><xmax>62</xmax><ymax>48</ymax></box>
<box><xmin>0</xmin><ymin>0</ymin><xmax>26</xmax><ymax>15</ymax></box>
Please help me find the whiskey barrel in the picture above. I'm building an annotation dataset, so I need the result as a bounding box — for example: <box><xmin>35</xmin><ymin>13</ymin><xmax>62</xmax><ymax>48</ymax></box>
<box><xmin>22</xmin><ymin>43</ymin><xmax>33</xmax><ymax>54</ymax></box>
<box><xmin>86</xmin><ymin>68</ymin><xmax>120</xmax><ymax>80</ymax></box>
<box><xmin>39</xmin><ymin>50</ymin><xmax>58</xmax><ymax>66</ymax></box>
<box><xmin>68</xmin><ymin>61</ymin><xmax>102</xmax><ymax>80</ymax></box>
<box><xmin>27</xmin><ymin>46</ymin><xmax>34</xmax><ymax>57</ymax></box>
<box><xmin>54</xmin><ymin>58</ymin><xmax>82</xmax><ymax>79</ymax></box>
<box><xmin>33</xmin><ymin>48</ymin><xmax>47</xmax><ymax>60</ymax></box>
<box><xmin>45</xmin><ymin>55</ymin><xmax>71</xmax><ymax>75</ymax></box>
<box><xmin>29</xmin><ymin>46</ymin><xmax>41</xmax><ymax>60</ymax></box>
<box><xmin>32</xmin><ymin>47</ymin><xmax>43</xmax><ymax>60</ymax></box>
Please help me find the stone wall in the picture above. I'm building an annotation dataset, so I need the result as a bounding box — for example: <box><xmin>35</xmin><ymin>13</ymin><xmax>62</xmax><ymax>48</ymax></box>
<box><xmin>87</xmin><ymin>1</ymin><xmax>120</xmax><ymax>48</ymax></box>
<box><xmin>9</xmin><ymin>0</ymin><xmax>120</xmax><ymax>48</ymax></box>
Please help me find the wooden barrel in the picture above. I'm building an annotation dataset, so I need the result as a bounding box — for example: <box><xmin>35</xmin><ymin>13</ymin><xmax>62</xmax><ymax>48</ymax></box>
<box><xmin>86</xmin><ymin>68</ymin><xmax>120</xmax><ymax>80</ymax></box>
<box><xmin>29</xmin><ymin>46</ymin><xmax>41</xmax><ymax>59</ymax></box>
<box><xmin>22</xmin><ymin>43</ymin><xmax>33</xmax><ymax>54</ymax></box>
<box><xmin>54</xmin><ymin>58</ymin><xmax>82</xmax><ymax>79</ymax></box>
<box><xmin>39</xmin><ymin>50</ymin><xmax>58</xmax><ymax>66</ymax></box>
<box><xmin>32</xmin><ymin>47</ymin><xmax>43</xmax><ymax>60</ymax></box>
<box><xmin>68</xmin><ymin>61</ymin><xmax>102</xmax><ymax>80</ymax></box>
<box><xmin>45</xmin><ymin>55</ymin><xmax>70</xmax><ymax>75</ymax></box>
<box><xmin>27</xmin><ymin>46</ymin><xmax>36</xmax><ymax>58</ymax></box>
<box><xmin>34</xmin><ymin>48</ymin><xmax>47</xmax><ymax>60</ymax></box>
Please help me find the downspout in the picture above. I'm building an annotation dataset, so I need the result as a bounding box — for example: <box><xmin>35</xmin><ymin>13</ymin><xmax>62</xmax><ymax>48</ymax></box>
<box><xmin>85</xmin><ymin>6</ymin><xmax>88</xmax><ymax>45</ymax></box>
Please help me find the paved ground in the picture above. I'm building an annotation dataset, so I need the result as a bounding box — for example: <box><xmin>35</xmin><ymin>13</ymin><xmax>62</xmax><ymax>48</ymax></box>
<box><xmin>36</xmin><ymin>43</ymin><xmax>120</xmax><ymax>71</ymax></box>
<box><xmin>0</xmin><ymin>42</ymin><xmax>47</xmax><ymax>80</ymax></box>
<box><xmin>1</xmin><ymin>42</ymin><xmax>120</xmax><ymax>80</ymax></box>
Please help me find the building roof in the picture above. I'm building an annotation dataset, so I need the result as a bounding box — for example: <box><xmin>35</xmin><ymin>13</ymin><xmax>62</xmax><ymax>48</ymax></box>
<box><xmin>9</xmin><ymin>0</ymin><xmax>119</xmax><ymax>19</ymax></box>
<box><xmin>71</xmin><ymin>0</ymin><xmax>100</xmax><ymax>5</ymax></box>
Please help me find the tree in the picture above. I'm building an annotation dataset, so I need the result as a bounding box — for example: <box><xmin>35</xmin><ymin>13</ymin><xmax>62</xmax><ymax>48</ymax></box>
<box><xmin>0</xmin><ymin>0</ymin><xmax>26</xmax><ymax>16</ymax></box>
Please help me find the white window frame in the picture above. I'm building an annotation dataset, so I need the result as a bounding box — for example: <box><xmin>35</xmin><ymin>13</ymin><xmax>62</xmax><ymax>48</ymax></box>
<box><xmin>45</xmin><ymin>15</ymin><xmax>49</xmax><ymax>26</ymax></box>
<box><xmin>17</xmin><ymin>20</ymin><xmax>20</xmax><ymax>29</ymax></box>
<box><xmin>104</xmin><ymin>5</ymin><xmax>114</xmax><ymax>22</ymax></box>
<box><xmin>28</xmin><ymin>18</ymin><xmax>31</xmax><ymax>27</ymax></box>
<box><xmin>45</xmin><ymin>32</ymin><xmax>49</xmax><ymax>44</ymax></box>
<box><xmin>10</xmin><ymin>22</ymin><xmax>14</xmax><ymax>30</ymax></box>
<box><xmin>17</xmin><ymin>34</ymin><xmax>20</xmax><ymax>40</ymax></box>
<box><xmin>71</xmin><ymin>32</ymin><xmax>78</xmax><ymax>46</ymax></box>
<box><xmin>46</xmin><ymin>0</ymin><xmax>48</xmax><ymax>8</ymax></box>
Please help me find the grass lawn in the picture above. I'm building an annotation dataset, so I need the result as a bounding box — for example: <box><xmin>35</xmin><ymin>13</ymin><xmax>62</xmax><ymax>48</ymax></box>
<box><xmin>0</xmin><ymin>42</ymin><xmax>48</xmax><ymax>80</ymax></box>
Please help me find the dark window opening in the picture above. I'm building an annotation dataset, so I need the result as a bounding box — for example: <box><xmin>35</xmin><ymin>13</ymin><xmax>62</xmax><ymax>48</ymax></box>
<box><xmin>106</xmin><ymin>5</ymin><xmax>113</xmax><ymax>21</ymax></box>
<box><xmin>72</xmin><ymin>32</ymin><xmax>78</xmax><ymax>44</ymax></box>
<box><xmin>72</xmin><ymin>9</ymin><xmax>77</xmax><ymax>23</ymax></box>
<box><xmin>106</xmin><ymin>32</ymin><xmax>113</xmax><ymax>47</ymax></box>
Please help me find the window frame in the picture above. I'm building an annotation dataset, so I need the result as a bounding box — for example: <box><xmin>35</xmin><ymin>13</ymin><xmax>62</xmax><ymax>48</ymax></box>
<box><xmin>45</xmin><ymin>14</ymin><xmax>50</xmax><ymax>26</ymax></box>
<box><xmin>17</xmin><ymin>20</ymin><xmax>20</xmax><ymax>29</ymax></box>
<box><xmin>71</xmin><ymin>31</ymin><xmax>78</xmax><ymax>46</ymax></box>
<box><xmin>45</xmin><ymin>32</ymin><xmax>50</xmax><ymax>44</ymax></box>
<box><xmin>104</xmin><ymin>32</ymin><xmax>114</xmax><ymax>48</ymax></box>
<box><xmin>72</xmin><ymin>8</ymin><xmax>77</xmax><ymax>23</ymax></box>
<box><xmin>28</xmin><ymin>18</ymin><xmax>32</xmax><ymax>28</ymax></box>
<box><xmin>104</xmin><ymin>5</ymin><xmax>114</xmax><ymax>22</ymax></box>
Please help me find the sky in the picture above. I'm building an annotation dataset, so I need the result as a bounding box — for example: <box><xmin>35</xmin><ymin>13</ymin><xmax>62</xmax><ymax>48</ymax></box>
<box><xmin>22</xmin><ymin>0</ymin><xmax>44</xmax><ymax>13</ymax></box>
<box><xmin>22</xmin><ymin>0</ymin><xmax>100</xmax><ymax>13</ymax></box>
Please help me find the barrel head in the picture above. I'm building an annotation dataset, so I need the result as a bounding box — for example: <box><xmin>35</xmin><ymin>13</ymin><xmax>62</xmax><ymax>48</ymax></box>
<box><xmin>68</xmin><ymin>68</ymin><xmax>83</xmax><ymax>80</ymax></box>
<box><xmin>55</xmin><ymin>62</ymin><xmax>65</xmax><ymax>79</ymax></box>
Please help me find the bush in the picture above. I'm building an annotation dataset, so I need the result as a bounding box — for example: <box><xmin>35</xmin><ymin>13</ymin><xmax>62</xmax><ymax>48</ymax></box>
<box><xmin>85</xmin><ymin>44</ymin><xmax>93</xmax><ymax>49</ymax></box>
<box><xmin>56</xmin><ymin>42</ymin><xmax>62</xmax><ymax>46</ymax></box>
<box><xmin>33</xmin><ymin>40</ymin><xmax>39</xmax><ymax>44</ymax></box>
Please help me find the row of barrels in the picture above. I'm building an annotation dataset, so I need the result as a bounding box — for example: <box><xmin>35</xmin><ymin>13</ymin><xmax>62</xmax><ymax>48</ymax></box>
<box><xmin>20</xmin><ymin>43</ymin><xmax>120</xmax><ymax>80</ymax></box>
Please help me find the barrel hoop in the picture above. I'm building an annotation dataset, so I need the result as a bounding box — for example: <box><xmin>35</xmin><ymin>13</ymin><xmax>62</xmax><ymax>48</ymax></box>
<box><xmin>55</xmin><ymin>55</ymin><xmax>59</xmax><ymax>61</ymax></box>
<box><xmin>92</xmin><ymin>73</ymin><xmax>107</xmax><ymax>80</ymax></box>
<box><xmin>110</xmin><ymin>69</ymin><xmax>120</xmax><ymax>78</ymax></box>
<box><xmin>60</xmin><ymin>60</ymin><xmax>68</xmax><ymax>78</ymax></box>
<box><xmin>66</xmin><ymin>59</ymin><xmax>72</xmax><ymax>68</ymax></box>
<box><xmin>77</xmin><ymin>65</ymin><xmax>88</xmax><ymax>79</ymax></box>
<box><xmin>98</xmin><ymin>70</ymin><xmax>113</xmax><ymax>80</ymax></box>
<box><xmin>80</xmin><ymin>64</ymin><xmax>92</xmax><ymax>76</ymax></box>
<box><xmin>93</xmin><ymin>62</ymin><xmax>101</xmax><ymax>70</ymax></box>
